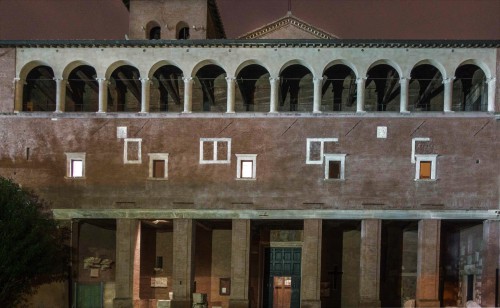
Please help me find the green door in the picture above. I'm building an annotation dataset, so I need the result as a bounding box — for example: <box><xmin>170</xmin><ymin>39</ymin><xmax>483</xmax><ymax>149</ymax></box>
<box><xmin>264</xmin><ymin>247</ymin><xmax>301</xmax><ymax>308</ymax></box>
<box><xmin>74</xmin><ymin>282</ymin><xmax>103</xmax><ymax>308</ymax></box>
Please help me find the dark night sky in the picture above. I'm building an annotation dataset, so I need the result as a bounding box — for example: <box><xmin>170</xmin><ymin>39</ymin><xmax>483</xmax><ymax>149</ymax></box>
<box><xmin>0</xmin><ymin>0</ymin><xmax>499</xmax><ymax>40</ymax></box>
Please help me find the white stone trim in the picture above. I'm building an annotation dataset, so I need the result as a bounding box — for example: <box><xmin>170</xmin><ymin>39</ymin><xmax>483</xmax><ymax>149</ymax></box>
<box><xmin>65</xmin><ymin>152</ymin><xmax>86</xmax><ymax>179</ymax></box>
<box><xmin>124</xmin><ymin>138</ymin><xmax>142</xmax><ymax>164</ymax></box>
<box><xmin>414</xmin><ymin>154</ymin><xmax>438</xmax><ymax>180</ymax></box>
<box><xmin>235</xmin><ymin>154</ymin><xmax>257</xmax><ymax>180</ymax></box>
<box><xmin>148</xmin><ymin>153</ymin><xmax>169</xmax><ymax>180</ymax></box>
<box><xmin>306</xmin><ymin>138</ymin><xmax>338</xmax><ymax>164</ymax></box>
<box><xmin>199</xmin><ymin>138</ymin><xmax>231</xmax><ymax>164</ymax></box>
<box><xmin>411</xmin><ymin>137</ymin><xmax>431</xmax><ymax>163</ymax></box>
<box><xmin>324</xmin><ymin>153</ymin><xmax>346</xmax><ymax>180</ymax></box>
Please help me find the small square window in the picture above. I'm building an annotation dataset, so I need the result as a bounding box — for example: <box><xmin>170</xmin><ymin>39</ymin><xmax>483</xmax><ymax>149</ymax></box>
<box><xmin>124</xmin><ymin>138</ymin><xmax>142</xmax><ymax>164</ymax></box>
<box><xmin>415</xmin><ymin>154</ymin><xmax>437</xmax><ymax>180</ymax></box>
<box><xmin>148</xmin><ymin>153</ymin><xmax>168</xmax><ymax>180</ymax></box>
<box><xmin>200</xmin><ymin>138</ymin><xmax>231</xmax><ymax>164</ymax></box>
<box><xmin>324</xmin><ymin>154</ymin><xmax>346</xmax><ymax>180</ymax></box>
<box><xmin>65</xmin><ymin>152</ymin><xmax>86</xmax><ymax>179</ymax></box>
<box><xmin>236</xmin><ymin>154</ymin><xmax>257</xmax><ymax>180</ymax></box>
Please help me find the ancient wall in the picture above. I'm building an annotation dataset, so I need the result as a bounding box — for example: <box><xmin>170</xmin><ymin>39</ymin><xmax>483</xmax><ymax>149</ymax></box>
<box><xmin>0</xmin><ymin>48</ymin><xmax>15</xmax><ymax>113</ymax></box>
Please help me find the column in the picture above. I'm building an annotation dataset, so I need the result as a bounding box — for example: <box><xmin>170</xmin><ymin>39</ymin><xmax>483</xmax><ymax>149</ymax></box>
<box><xmin>400</xmin><ymin>77</ymin><xmax>410</xmax><ymax>113</ymax></box>
<box><xmin>97</xmin><ymin>78</ymin><xmax>107</xmax><ymax>113</ymax></box>
<box><xmin>139</xmin><ymin>77</ymin><xmax>150</xmax><ymax>113</ymax></box>
<box><xmin>114</xmin><ymin>219</ymin><xmax>139</xmax><ymax>308</ymax></box>
<box><xmin>230</xmin><ymin>219</ymin><xmax>251</xmax><ymax>308</ymax></box>
<box><xmin>269</xmin><ymin>77</ymin><xmax>279</xmax><ymax>113</ymax></box>
<box><xmin>14</xmin><ymin>77</ymin><xmax>24</xmax><ymax>111</ymax></box>
<box><xmin>226</xmin><ymin>76</ymin><xmax>236</xmax><ymax>113</ymax></box>
<box><xmin>359</xmin><ymin>219</ymin><xmax>381</xmax><ymax>308</ymax></box>
<box><xmin>172</xmin><ymin>219</ymin><xmax>195</xmax><ymax>308</ymax></box>
<box><xmin>486</xmin><ymin>77</ymin><xmax>496</xmax><ymax>112</ymax></box>
<box><xmin>301</xmin><ymin>219</ymin><xmax>322</xmax><ymax>308</ymax></box>
<box><xmin>312</xmin><ymin>77</ymin><xmax>323</xmax><ymax>113</ymax></box>
<box><xmin>416</xmin><ymin>219</ymin><xmax>441</xmax><ymax>307</ymax></box>
<box><xmin>54</xmin><ymin>77</ymin><xmax>65</xmax><ymax>113</ymax></box>
<box><xmin>183</xmin><ymin>77</ymin><xmax>193</xmax><ymax>113</ymax></box>
<box><xmin>443</xmin><ymin>77</ymin><xmax>454</xmax><ymax>112</ymax></box>
<box><xmin>480</xmin><ymin>220</ymin><xmax>499</xmax><ymax>307</ymax></box>
<box><xmin>356</xmin><ymin>77</ymin><xmax>366</xmax><ymax>113</ymax></box>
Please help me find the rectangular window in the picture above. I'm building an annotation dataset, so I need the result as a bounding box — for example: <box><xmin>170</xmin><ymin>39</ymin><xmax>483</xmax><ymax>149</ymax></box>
<box><xmin>236</xmin><ymin>154</ymin><xmax>257</xmax><ymax>180</ymax></box>
<box><xmin>200</xmin><ymin>138</ymin><xmax>231</xmax><ymax>164</ymax></box>
<box><xmin>148</xmin><ymin>153</ymin><xmax>169</xmax><ymax>180</ymax></box>
<box><xmin>65</xmin><ymin>152</ymin><xmax>86</xmax><ymax>179</ymax></box>
<box><xmin>419</xmin><ymin>161</ymin><xmax>432</xmax><ymax>179</ymax></box>
<box><xmin>124</xmin><ymin>138</ymin><xmax>142</xmax><ymax>164</ymax></box>
<box><xmin>324</xmin><ymin>154</ymin><xmax>346</xmax><ymax>180</ymax></box>
<box><xmin>306</xmin><ymin>138</ymin><xmax>338</xmax><ymax>164</ymax></box>
<box><xmin>415</xmin><ymin>154</ymin><xmax>437</xmax><ymax>180</ymax></box>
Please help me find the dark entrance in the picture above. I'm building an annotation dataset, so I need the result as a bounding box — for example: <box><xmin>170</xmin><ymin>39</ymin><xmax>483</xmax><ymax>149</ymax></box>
<box><xmin>264</xmin><ymin>247</ymin><xmax>301</xmax><ymax>308</ymax></box>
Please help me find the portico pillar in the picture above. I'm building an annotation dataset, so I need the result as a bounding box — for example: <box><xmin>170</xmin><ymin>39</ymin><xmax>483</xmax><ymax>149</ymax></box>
<box><xmin>230</xmin><ymin>219</ymin><xmax>251</xmax><ymax>308</ymax></box>
<box><xmin>183</xmin><ymin>77</ymin><xmax>193</xmax><ymax>113</ymax></box>
<box><xmin>97</xmin><ymin>78</ymin><xmax>108</xmax><ymax>113</ymax></box>
<box><xmin>301</xmin><ymin>219</ymin><xmax>322</xmax><ymax>308</ymax></box>
<box><xmin>172</xmin><ymin>219</ymin><xmax>195</xmax><ymax>308</ymax></box>
<box><xmin>416</xmin><ymin>219</ymin><xmax>441</xmax><ymax>307</ymax></box>
<box><xmin>226</xmin><ymin>76</ymin><xmax>236</xmax><ymax>113</ymax></box>
<box><xmin>400</xmin><ymin>77</ymin><xmax>410</xmax><ymax>113</ymax></box>
<box><xmin>14</xmin><ymin>77</ymin><xmax>24</xmax><ymax>111</ymax></box>
<box><xmin>139</xmin><ymin>77</ymin><xmax>150</xmax><ymax>113</ymax></box>
<box><xmin>312</xmin><ymin>77</ymin><xmax>323</xmax><ymax>113</ymax></box>
<box><xmin>443</xmin><ymin>77</ymin><xmax>454</xmax><ymax>112</ymax></box>
<box><xmin>480</xmin><ymin>220</ymin><xmax>499</xmax><ymax>307</ymax></box>
<box><xmin>114</xmin><ymin>219</ymin><xmax>139</xmax><ymax>308</ymax></box>
<box><xmin>356</xmin><ymin>77</ymin><xmax>366</xmax><ymax>113</ymax></box>
<box><xmin>269</xmin><ymin>77</ymin><xmax>279</xmax><ymax>113</ymax></box>
<box><xmin>359</xmin><ymin>219</ymin><xmax>381</xmax><ymax>308</ymax></box>
<box><xmin>486</xmin><ymin>77</ymin><xmax>496</xmax><ymax>112</ymax></box>
<box><xmin>54</xmin><ymin>78</ymin><xmax>65</xmax><ymax>113</ymax></box>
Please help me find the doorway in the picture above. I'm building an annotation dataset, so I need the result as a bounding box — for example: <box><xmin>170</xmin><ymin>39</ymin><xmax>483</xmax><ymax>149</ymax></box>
<box><xmin>264</xmin><ymin>247</ymin><xmax>301</xmax><ymax>308</ymax></box>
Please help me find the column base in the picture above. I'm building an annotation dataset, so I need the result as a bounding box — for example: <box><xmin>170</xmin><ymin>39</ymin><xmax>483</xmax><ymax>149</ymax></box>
<box><xmin>300</xmin><ymin>299</ymin><xmax>321</xmax><ymax>308</ymax></box>
<box><xmin>229</xmin><ymin>299</ymin><xmax>249</xmax><ymax>308</ymax></box>
<box><xmin>358</xmin><ymin>300</ymin><xmax>381</xmax><ymax>308</ymax></box>
<box><xmin>416</xmin><ymin>299</ymin><xmax>440</xmax><ymax>307</ymax></box>
<box><xmin>170</xmin><ymin>299</ymin><xmax>192</xmax><ymax>308</ymax></box>
<box><xmin>356</xmin><ymin>110</ymin><xmax>367</xmax><ymax>114</ymax></box>
<box><xmin>400</xmin><ymin>110</ymin><xmax>410</xmax><ymax>114</ymax></box>
<box><xmin>113</xmin><ymin>297</ymin><xmax>133</xmax><ymax>308</ymax></box>
<box><xmin>182</xmin><ymin>111</ymin><xmax>192</xmax><ymax>114</ymax></box>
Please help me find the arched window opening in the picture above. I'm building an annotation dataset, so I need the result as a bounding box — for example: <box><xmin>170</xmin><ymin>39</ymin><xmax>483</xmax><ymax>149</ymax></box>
<box><xmin>193</xmin><ymin>64</ymin><xmax>227</xmax><ymax>112</ymax></box>
<box><xmin>453</xmin><ymin>65</ymin><xmax>487</xmax><ymax>111</ymax></box>
<box><xmin>365</xmin><ymin>64</ymin><xmax>400</xmax><ymax>111</ymax></box>
<box><xmin>149</xmin><ymin>26</ymin><xmax>161</xmax><ymax>40</ymax></box>
<box><xmin>66</xmin><ymin>65</ymin><xmax>98</xmax><ymax>112</ymax></box>
<box><xmin>235</xmin><ymin>64</ymin><xmax>270</xmax><ymax>112</ymax></box>
<box><xmin>409</xmin><ymin>64</ymin><xmax>444</xmax><ymax>112</ymax></box>
<box><xmin>279</xmin><ymin>64</ymin><xmax>313</xmax><ymax>112</ymax></box>
<box><xmin>178</xmin><ymin>27</ymin><xmax>190</xmax><ymax>40</ymax></box>
<box><xmin>107</xmin><ymin>65</ymin><xmax>141</xmax><ymax>112</ymax></box>
<box><xmin>22</xmin><ymin>65</ymin><xmax>56</xmax><ymax>111</ymax></box>
<box><xmin>150</xmin><ymin>65</ymin><xmax>183</xmax><ymax>112</ymax></box>
<box><xmin>322</xmin><ymin>65</ymin><xmax>357</xmax><ymax>112</ymax></box>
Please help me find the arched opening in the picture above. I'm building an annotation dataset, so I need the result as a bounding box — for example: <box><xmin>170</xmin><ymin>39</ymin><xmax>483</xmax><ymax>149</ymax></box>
<box><xmin>453</xmin><ymin>65</ymin><xmax>487</xmax><ymax>111</ymax></box>
<box><xmin>235</xmin><ymin>64</ymin><xmax>270</xmax><ymax>112</ymax></box>
<box><xmin>150</xmin><ymin>65</ymin><xmax>184</xmax><ymax>112</ymax></box>
<box><xmin>107</xmin><ymin>65</ymin><xmax>141</xmax><ymax>112</ymax></box>
<box><xmin>65</xmin><ymin>65</ymin><xmax>98</xmax><ymax>112</ymax></box>
<box><xmin>193</xmin><ymin>64</ymin><xmax>227</xmax><ymax>112</ymax></box>
<box><xmin>408</xmin><ymin>64</ymin><xmax>444</xmax><ymax>112</ymax></box>
<box><xmin>365</xmin><ymin>64</ymin><xmax>400</xmax><ymax>111</ymax></box>
<box><xmin>176</xmin><ymin>21</ymin><xmax>190</xmax><ymax>40</ymax></box>
<box><xmin>149</xmin><ymin>27</ymin><xmax>161</xmax><ymax>40</ymax></box>
<box><xmin>322</xmin><ymin>64</ymin><xmax>357</xmax><ymax>112</ymax></box>
<box><xmin>22</xmin><ymin>65</ymin><xmax>56</xmax><ymax>111</ymax></box>
<box><xmin>279</xmin><ymin>64</ymin><xmax>313</xmax><ymax>112</ymax></box>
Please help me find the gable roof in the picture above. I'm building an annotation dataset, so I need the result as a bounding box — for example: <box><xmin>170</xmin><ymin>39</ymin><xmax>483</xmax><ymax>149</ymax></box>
<box><xmin>238</xmin><ymin>12</ymin><xmax>338</xmax><ymax>39</ymax></box>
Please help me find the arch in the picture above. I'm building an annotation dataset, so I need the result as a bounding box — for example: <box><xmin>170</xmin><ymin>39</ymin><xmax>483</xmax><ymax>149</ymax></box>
<box><xmin>62</xmin><ymin>60</ymin><xmax>95</xmax><ymax>80</ymax></box>
<box><xmin>365</xmin><ymin>62</ymin><xmax>401</xmax><ymax>111</ymax></box>
<box><xmin>235</xmin><ymin>60</ymin><xmax>271</xmax><ymax>77</ymax></box>
<box><xmin>279</xmin><ymin>59</ymin><xmax>315</xmax><ymax>76</ymax></box>
<box><xmin>323</xmin><ymin>59</ymin><xmax>359</xmax><ymax>79</ymax></box>
<box><xmin>235</xmin><ymin>63</ymin><xmax>271</xmax><ymax>112</ymax></box>
<box><xmin>105</xmin><ymin>60</ymin><xmax>139</xmax><ymax>80</ymax></box>
<box><xmin>22</xmin><ymin>65</ymin><xmax>56</xmax><ymax>111</ymax></box>
<box><xmin>150</xmin><ymin>64</ymin><xmax>184</xmax><ymax>112</ymax></box>
<box><xmin>409</xmin><ymin>64</ymin><xmax>444</xmax><ymax>112</ymax></box>
<box><xmin>367</xmin><ymin>59</ymin><xmax>403</xmax><ymax>78</ymax></box>
<box><xmin>192</xmin><ymin>63</ymin><xmax>227</xmax><ymax>112</ymax></box>
<box><xmin>411</xmin><ymin>59</ymin><xmax>447</xmax><ymax>79</ymax></box>
<box><xmin>65</xmin><ymin>65</ymin><xmax>98</xmax><ymax>112</ymax></box>
<box><xmin>191</xmin><ymin>59</ymin><xmax>226</xmax><ymax>77</ymax></box>
<box><xmin>176</xmin><ymin>21</ymin><xmax>190</xmax><ymax>40</ymax></box>
<box><xmin>452</xmin><ymin>63</ymin><xmax>488</xmax><ymax>111</ymax></box>
<box><xmin>322</xmin><ymin>63</ymin><xmax>358</xmax><ymax>112</ymax></box>
<box><xmin>145</xmin><ymin>20</ymin><xmax>161</xmax><ymax>40</ymax></box>
<box><xmin>19</xmin><ymin>60</ymin><xmax>51</xmax><ymax>80</ymax></box>
<box><xmin>148</xmin><ymin>60</ymin><xmax>183</xmax><ymax>79</ymax></box>
<box><xmin>456</xmin><ymin>59</ymin><xmax>491</xmax><ymax>78</ymax></box>
<box><xmin>279</xmin><ymin>63</ymin><xmax>313</xmax><ymax>112</ymax></box>
<box><xmin>107</xmin><ymin>64</ymin><xmax>142</xmax><ymax>112</ymax></box>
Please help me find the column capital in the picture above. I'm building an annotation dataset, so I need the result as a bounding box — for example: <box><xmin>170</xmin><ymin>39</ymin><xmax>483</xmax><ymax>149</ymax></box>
<box><xmin>13</xmin><ymin>77</ymin><xmax>21</xmax><ymax>82</ymax></box>
<box><xmin>269</xmin><ymin>76</ymin><xmax>280</xmax><ymax>82</ymax></box>
<box><xmin>53</xmin><ymin>77</ymin><xmax>63</xmax><ymax>82</ymax></box>
<box><xmin>356</xmin><ymin>77</ymin><xmax>367</xmax><ymax>84</ymax></box>
<box><xmin>399</xmin><ymin>76</ymin><xmax>411</xmax><ymax>83</ymax></box>
<box><xmin>182</xmin><ymin>76</ymin><xmax>193</xmax><ymax>82</ymax></box>
<box><xmin>139</xmin><ymin>77</ymin><xmax>150</xmax><ymax>82</ymax></box>
<box><xmin>225</xmin><ymin>76</ymin><xmax>236</xmax><ymax>82</ymax></box>
<box><xmin>313</xmin><ymin>76</ymin><xmax>325</xmax><ymax>82</ymax></box>
<box><xmin>486</xmin><ymin>76</ymin><xmax>496</xmax><ymax>84</ymax></box>
<box><xmin>96</xmin><ymin>77</ymin><xmax>106</xmax><ymax>82</ymax></box>
<box><xmin>442</xmin><ymin>77</ymin><xmax>455</xmax><ymax>84</ymax></box>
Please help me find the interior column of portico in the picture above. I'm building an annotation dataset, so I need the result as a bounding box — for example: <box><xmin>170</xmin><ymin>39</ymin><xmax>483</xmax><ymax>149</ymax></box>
<box><xmin>416</xmin><ymin>219</ymin><xmax>441</xmax><ymax>307</ymax></box>
<box><xmin>183</xmin><ymin>77</ymin><xmax>193</xmax><ymax>113</ymax></box>
<box><xmin>399</xmin><ymin>77</ymin><xmax>410</xmax><ymax>112</ymax></box>
<box><xmin>443</xmin><ymin>78</ymin><xmax>454</xmax><ymax>112</ymax></box>
<box><xmin>487</xmin><ymin>77</ymin><xmax>496</xmax><ymax>112</ymax></box>
<box><xmin>97</xmin><ymin>78</ymin><xmax>108</xmax><ymax>113</ymax></box>
<box><xmin>114</xmin><ymin>219</ymin><xmax>139</xmax><ymax>308</ymax></box>
<box><xmin>356</xmin><ymin>77</ymin><xmax>366</xmax><ymax>112</ymax></box>
<box><xmin>301</xmin><ymin>219</ymin><xmax>322</xmax><ymax>308</ymax></box>
<box><xmin>226</xmin><ymin>76</ymin><xmax>236</xmax><ymax>113</ymax></box>
<box><xmin>269</xmin><ymin>77</ymin><xmax>279</xmax><ymax>113</ymax></box>
<box><xmin>312</xmin><ymin>77</ymin><xmax>323</xmax><ymax>113</ymax></box>
<box><xmin>359</xmin><ymin>219</ymin><xmax>381</xmax><ymax>308</ymax></box>
<box><xmin>14</xmin><ymin>77</ymin><xmax>24</xmax><ymax>111</ymax></box>
<box><xmin>171</xmin><ymin>219</ymin><xmax>195</xmax><ymax>308</ymax></box>
<box><xmin>54</xmin><ymin>77</ymin><xmax>66</xmax><ymax>112</ymax></box>
<box><xmin>480</xmin><ymin>220</ymin><xmax>499</xmax><ymax>307</ymax></box>
<box><xmin>139</xmin><ymin>77</ymin><xmax>150</xmax><ymax>113</ymax></box>
<box><xmin>230</xmin><ymin>219</ymin><xmax>250</xmax><ymax>308</ymax></box>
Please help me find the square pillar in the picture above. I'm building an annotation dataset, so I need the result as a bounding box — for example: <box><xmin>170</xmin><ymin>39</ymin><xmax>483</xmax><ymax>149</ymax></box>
<box><xmin>301</xmin><ymin>219</ymin><xmax>322</xmax><ymax>308</ymax></box>
<box><xmin>230</xmin><ymin>219</ymin><xmax>250</xmax><ymax>308</ymax></box>
<box><xmin>481</xmin><ymin>220</ymin><xmax>499</xmax><ymax>307</ymax></box>
<box><xmin>171</xmin><ymin>219</ymin><xmax>195</xmax><ymax>308</ymax></box>
<box><xmin>359</xmin><ymin>219</ymin><xmax>381</xmax><ymax>308</ymax></box>
<box><xmin>416</xmin><ymin>219</ymin><xmax>441</xmax><ymax>308</ymax></box>
<box><xmin>114</xmin><ymin>219</ymin><xmax>139</xmax><ymax>308</ymax></box>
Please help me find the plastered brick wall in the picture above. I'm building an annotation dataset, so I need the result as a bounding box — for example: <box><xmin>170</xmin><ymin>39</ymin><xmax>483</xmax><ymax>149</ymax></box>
<box><xmin>0</xmin><ymin>48</ymin><xmax>15</xmax><ymax>113</ymax></box>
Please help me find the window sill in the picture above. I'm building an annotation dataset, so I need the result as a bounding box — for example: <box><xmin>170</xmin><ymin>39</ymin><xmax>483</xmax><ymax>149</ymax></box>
<box><xmin>64</xmin><ymin>176</ymin><xmax>86</xmax><ymax>180</ymax></box>
<box><xmin>236</xmin><ymin>178</ymin><xmax>256</xmax><ymax>181</ymax></box>
<box><xmin>148</xmin><ymin>177</ymin><xmax>168</xmax><ymax>181</ymax></box>
<box><xmin>414</xmin><ymin>179</ymin><xmax>438</xmax><ymax>182</ymax></box>
<box><xmin>324</xmin><ymin>178</ymin><xmax>345</xmax><ymax>181</ymax></box>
